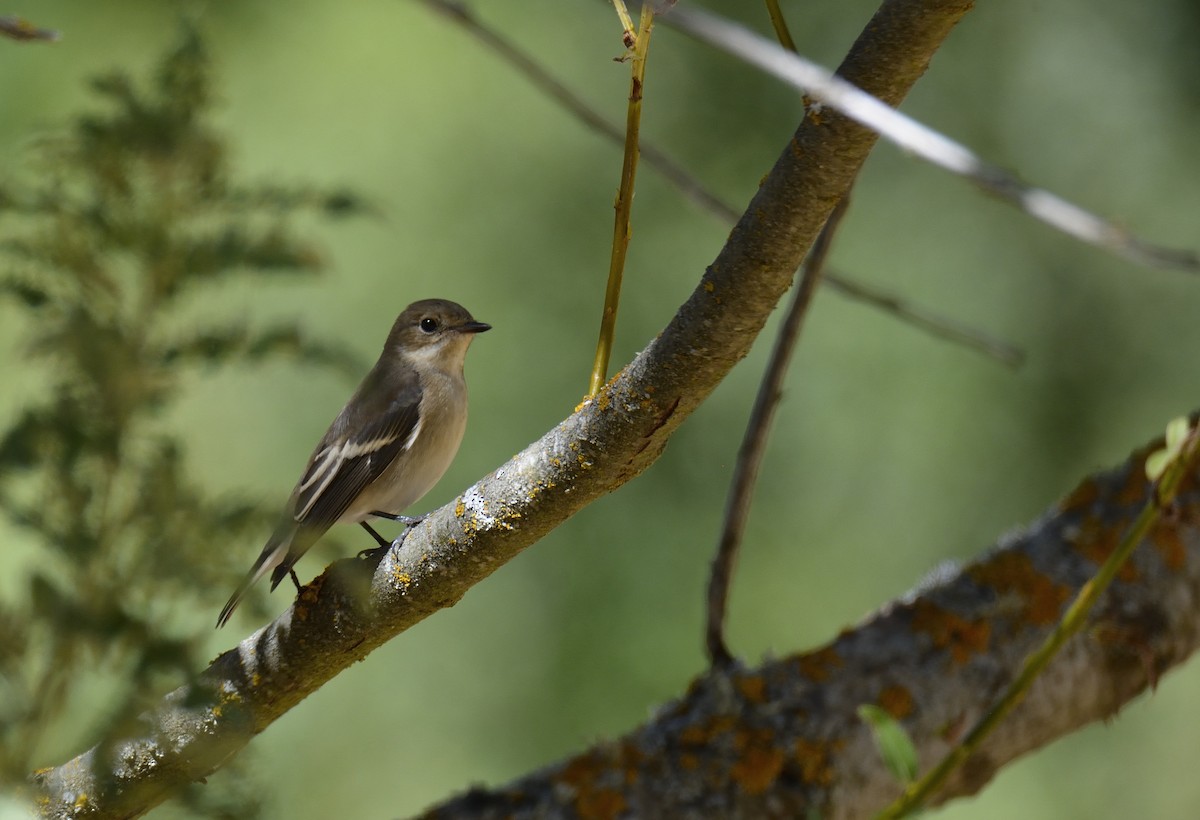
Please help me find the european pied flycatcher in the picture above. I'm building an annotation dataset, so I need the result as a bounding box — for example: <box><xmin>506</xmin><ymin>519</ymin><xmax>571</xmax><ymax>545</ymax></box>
<box><xmin>217</xmin><ymin>299</ymin><xmax>490</xmax><ymax>627</ymax></box>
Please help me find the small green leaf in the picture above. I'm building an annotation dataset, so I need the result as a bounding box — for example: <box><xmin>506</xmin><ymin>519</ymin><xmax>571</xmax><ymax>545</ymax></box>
<box><xmin>1146</xmin><ymin>416</ymin><xmax>1192</xmax><ymax>482</ymax></box>
<box><xmin>858</xmin><ymin>704</ymin><xmax>918</xmax><ymax>785</ymax></box>
<box><xmin>1165</xmin><ymin>416</ymin><xmax>1190</xmax><ymax>450</ymax></box>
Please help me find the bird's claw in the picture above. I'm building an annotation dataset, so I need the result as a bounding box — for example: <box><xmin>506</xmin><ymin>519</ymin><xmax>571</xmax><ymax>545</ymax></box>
<box><xmin>358</xmin><ymin>544</ymin><xmax>390</xmax><ymax>561</ymax></box>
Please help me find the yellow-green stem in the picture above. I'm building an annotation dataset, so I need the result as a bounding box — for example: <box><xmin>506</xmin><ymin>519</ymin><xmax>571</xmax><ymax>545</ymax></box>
<box><xmin>589</xmin><ymin>3</ymin><xmax>654</xmax><ymax>396</ymax></box>
<box><xmin>610</xmin><ymin>0</ymin><xmax>635</xmax><ymax>44</ymax></box>
<box><xmin>878</xmin><ymin>425</ymin><xmax>1200</xmax><ymax>818</ymax></box>
<box><xmin>764</xmin><ymin>0</ymin><xmax>798</xmax><ymax>52</ymax></box>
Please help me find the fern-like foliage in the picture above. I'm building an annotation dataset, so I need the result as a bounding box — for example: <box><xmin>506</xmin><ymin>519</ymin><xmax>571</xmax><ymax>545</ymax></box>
<box><xmin>0</xmin><ymin>25</ymin><xmax>366</xmax><ymax>813</ymax></box>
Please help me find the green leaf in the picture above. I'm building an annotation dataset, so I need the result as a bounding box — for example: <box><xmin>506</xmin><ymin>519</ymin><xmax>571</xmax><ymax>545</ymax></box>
<box><xmin>1165</xmin><ymin>416</ymin><xmax>1191</xmax><ymax>450</ymax></box>
<box><xmin>858</xmin><ymin>704</ymin><xmax>919</xmax><ymax>785</ymax></box>
<box><xmin>1146</xmin><ymin>416</ymin><xmax>1192</xmax><ymax>482</ymax></box>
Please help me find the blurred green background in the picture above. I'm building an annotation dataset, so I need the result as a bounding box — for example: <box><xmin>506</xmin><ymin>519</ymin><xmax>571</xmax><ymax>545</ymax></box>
<box><xmin>2</xmin><ymin>0</ymin><xmax>1199</xmax><ymax>817</ymax></box>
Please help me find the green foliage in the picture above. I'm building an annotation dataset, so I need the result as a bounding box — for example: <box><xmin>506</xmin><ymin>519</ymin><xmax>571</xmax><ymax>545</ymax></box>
<box><xmin>1145</xmin><ymin>416</ymin><xmax>1191</xmax><ymax>482</ymax></box>
<box><xmin>858</xmin><ymin>704</ymin><xmax>919</xmax><ymax>789</ymax></box>
<box><xmin>0</xmin><ymin>24</ymin><xmax>365</xmax><ymax>811</ymax></box>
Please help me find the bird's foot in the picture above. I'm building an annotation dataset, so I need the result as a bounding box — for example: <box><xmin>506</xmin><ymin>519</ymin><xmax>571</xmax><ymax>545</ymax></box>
<box><xmin>358</xmin><ymin>514</ymin><xmax>423</xmax><ymax>560</ymax></box>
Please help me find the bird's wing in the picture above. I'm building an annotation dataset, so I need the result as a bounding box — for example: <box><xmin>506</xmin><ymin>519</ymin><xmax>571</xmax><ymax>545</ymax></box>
<box><xmin>291</xmin><ymin>396</ymin><xmax>422</xmax><ymax>528</ymax></box>
<box><xmin>261</xmin><ymin>387</ymin><xmax>423</xmax><ymax>592</ymax></box>
<box><xmin>216</xmin><ymin>366</ymin><xmax>423</xmax><ymax>627</ymax></box>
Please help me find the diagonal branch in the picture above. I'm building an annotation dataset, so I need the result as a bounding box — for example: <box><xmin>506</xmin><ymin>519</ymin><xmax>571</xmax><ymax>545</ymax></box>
<box><xmin>30</xmin><ymin>2</ymin><xmax>976</xmax><ymax>816</ymax></box>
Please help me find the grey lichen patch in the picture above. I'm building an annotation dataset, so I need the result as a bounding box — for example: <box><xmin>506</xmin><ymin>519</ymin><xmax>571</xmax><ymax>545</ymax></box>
<box><xmin>113</xmin><ymin>739</ymin><xmax>164</xmax><ymax>780</ymax></box>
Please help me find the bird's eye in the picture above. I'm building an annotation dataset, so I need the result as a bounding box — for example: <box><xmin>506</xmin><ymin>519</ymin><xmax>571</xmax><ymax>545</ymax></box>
<box><xmin>419</xmin><ymin>317</ymin><xmax>439</xmax><ymax>333</ymax></box>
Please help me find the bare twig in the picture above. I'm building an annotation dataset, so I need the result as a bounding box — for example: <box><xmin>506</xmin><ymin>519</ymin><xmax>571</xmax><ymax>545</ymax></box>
<box><xmin>763</xmin><ymin>0</ymin><xmax>798</xmax><ymax>52</ymax></box>
<box><xmin>706</xmin><ymin>197</ymin><xmax>852</xmax><ymax>667</ymax></box>
<box><xmin>610</xmin><ymin>0</ymin><xmax>635</xmax><ymax>45</ymax></box>
<box><xmin>589</xmin><ymin>2</ymin><xmax>656</xmax><ymax>395</ymax></box>
<box><xmin>664</xmin><ymin>5</ymin><xmax>1199</xmax><ymax>271</ymax></box>
<box><xmin>417</xmin><ymin>0</ymin><xmax>1023</xmax><ymax>369</ymax></box>
<box><xmin>822</xmin><ymin>272</ymin><xmax>1024</xmax><ymax>367</ymax></box>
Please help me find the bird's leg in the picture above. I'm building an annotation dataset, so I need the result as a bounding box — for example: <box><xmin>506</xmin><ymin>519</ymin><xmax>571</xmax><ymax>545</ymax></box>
<box><xmin>358</xmin><ymin>521</ymin><xmax>390</xmax><ymax>555</ymax></box>
<box><xmin>370</xmin><ymin>510</ymin><xmax>426</xmax><ymax>527</ymax></box>
<box><xmin>289</xmin><ymin>569</ymin><xmax>302</xmax><ymax>592</ymax></box>
<box><xmin>357</xmin><ymin>513</ymin><xmax>426</xmax><ymax>560</ymax></box>
<box><xmin>360</xmin><ymin>523</ymin><xmax>388</xmax><ymax>547</ymax></box>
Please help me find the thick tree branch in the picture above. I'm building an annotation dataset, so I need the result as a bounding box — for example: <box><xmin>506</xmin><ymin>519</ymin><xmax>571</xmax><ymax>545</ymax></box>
<box><xmin>31</xmin><ymin>2</ymin><xmax>974</xmax><ymax>817</ymax></box>
<box><xmin>422</xmin><ymin>427</ymin><xmax>1200</xmax><ymax>818</ymax></box>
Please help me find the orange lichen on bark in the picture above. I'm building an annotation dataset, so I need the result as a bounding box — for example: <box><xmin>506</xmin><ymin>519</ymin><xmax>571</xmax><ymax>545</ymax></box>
<box><xmin>1059</xmin><ymin>477</ymin><xmax>1100</xmax><ymax>514</ymax></box>
<box><xmin>968</xmin><ymin>550</ymin><xmax>1072</xmax><ymax>625</ymax></box>
<box><xmin>793</xmin><ymin>738</ymin><xmax>835</xmax><ymax>785</ymax></box>
<box><xmin>797</xmin><ymin>645</ymin><xmax>844</xmax><ymax>682</ymax></box>
<box><xmin>575</xmin><ymin>789</ymin><xmax>626</xmax><ymax>820</ymax></box>
<box><xmin>1070</xmin><ymin>515</ymin><xmax>1139</xmax><ymax>581</ymax></box>
<box><xmin>556</xmin><ymin>749</ymin><xmax>628</xmax><ymax>820</ymax></box>
<box><xmin>679</xmin><ymin>715</ymin><xmax>736</xmax><ymax>748</ymax></box>
<box><xmin>735</xmin><ymin>674</ymin><xmax>767</xmax><ymax>704</ymax></box>
<box><xmin>730</xmin><ymin>728</ymin><xmax>785</xmax><ymax>795</ymax></box>
<box><xmin>877</xmin><ymin>684</ymin><xmax>915</xmax><ymax>719</ymax></box>
<box><xmin>557</xmin><ymin>752</ymin><xmax>607</xmax><ymax>791</ymax></box>
<box><xmin>1115</xmin><ymin>461</ymin><xmax>1151</xmax><ymax>507</ymax></box>
<box><xmin>908</xmin><ymin>599</ymin><xmax>990</xmax><ymax>663</ymax></box>
<box><xmin>618</xmin><ymin>742</ymin><xmax>642</xmax><ymax>785</ymax></box>
<box><xmin>1150</xmin><ymin>519</ymin><xmax>1188</xmax><ymax>570</ymax></box>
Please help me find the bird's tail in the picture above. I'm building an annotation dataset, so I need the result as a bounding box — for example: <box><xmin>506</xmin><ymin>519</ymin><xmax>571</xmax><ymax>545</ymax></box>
<box><xmin>215</xmin><ymin>531</ymin><xmax>294</xmax><ymax>628</ymax></box>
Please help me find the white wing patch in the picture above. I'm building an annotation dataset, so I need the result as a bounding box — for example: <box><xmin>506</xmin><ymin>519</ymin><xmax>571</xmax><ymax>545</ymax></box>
<box><xmin>298</xmin><ymin>445</ymin><xmax>339</xmax><ymax>495</ymax></box>
<box><xmin>402</xmin><ymin>417</ymin><xmax>423</xmax><ymax>452</ymax></box>
<box><xmin>296</xmin><ymin>443</ymin><xmax>347</xmax><ymax>520</ymax></box>
<box><xmin>294</xmin><ymin>423</ymin><xmax>421</xmax><ymax>521</ymax></box>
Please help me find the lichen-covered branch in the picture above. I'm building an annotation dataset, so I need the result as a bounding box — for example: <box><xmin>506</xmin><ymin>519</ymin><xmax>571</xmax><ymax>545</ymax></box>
<box><xmin>30</xmin><ymin>1</ymin><xmax>974</xmax><ymax>817</ymax></box>
<box><xmin>422</xmin><ymin>430</ymin><xmax>1200</xmax><ymax>819</ymax></box>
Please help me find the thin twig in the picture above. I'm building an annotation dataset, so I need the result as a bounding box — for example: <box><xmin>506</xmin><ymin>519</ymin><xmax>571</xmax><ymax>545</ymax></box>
<box><xmin>0</xmin><ymin>15</ymin><xmax>59</xmax><ymax>42</ymax></box>
<box><xmin>664</xmin><ymin>5</ymin><xmax>1199</xmax><ymax>271</ymax></box>
<box><xmin>763</xmin><ymin>0</ymin><xmax>797</xmax><ymax>52</ymax></box>
<box><xmin>610</xmin><ymin>0</ymin><xmax>636</xmax><ymax>46</ymax></box>
<box><xmin>706</xmin><ymin>197</ymin><xmax>852</xmax><ymax>667</ymax></box>
<box><xmin>822</xmin><ymin>272</ymin><xmax>1024</xmax><ymax>368</ymax></box>
<box><xmin>879</xmin><ymin>419</ymin><xmax>1200</xmax><ymax>818</ymax></box>
<box><xmin>416</xmin><ymin>0</ymin><xmax>1024</xmax><ymax>369</ymax></box>
<box><xmin>588</xmin><ymin>2</ymin><xmax>655</xmax><ymax>396</ymax></box>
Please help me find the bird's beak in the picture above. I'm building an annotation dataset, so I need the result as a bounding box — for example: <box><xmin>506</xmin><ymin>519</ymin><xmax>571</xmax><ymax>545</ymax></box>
<box><xmin>458</xmin><ymin>321</ymin><xmax>492</xmax><ymax>334</ymax></box>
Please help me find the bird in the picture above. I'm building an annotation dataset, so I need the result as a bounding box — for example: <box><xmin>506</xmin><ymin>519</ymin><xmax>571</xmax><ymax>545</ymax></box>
<box><xmin>216</xmin><ymin>299</ymin><xmax>491</xmax><ymax>627</ymax></box>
